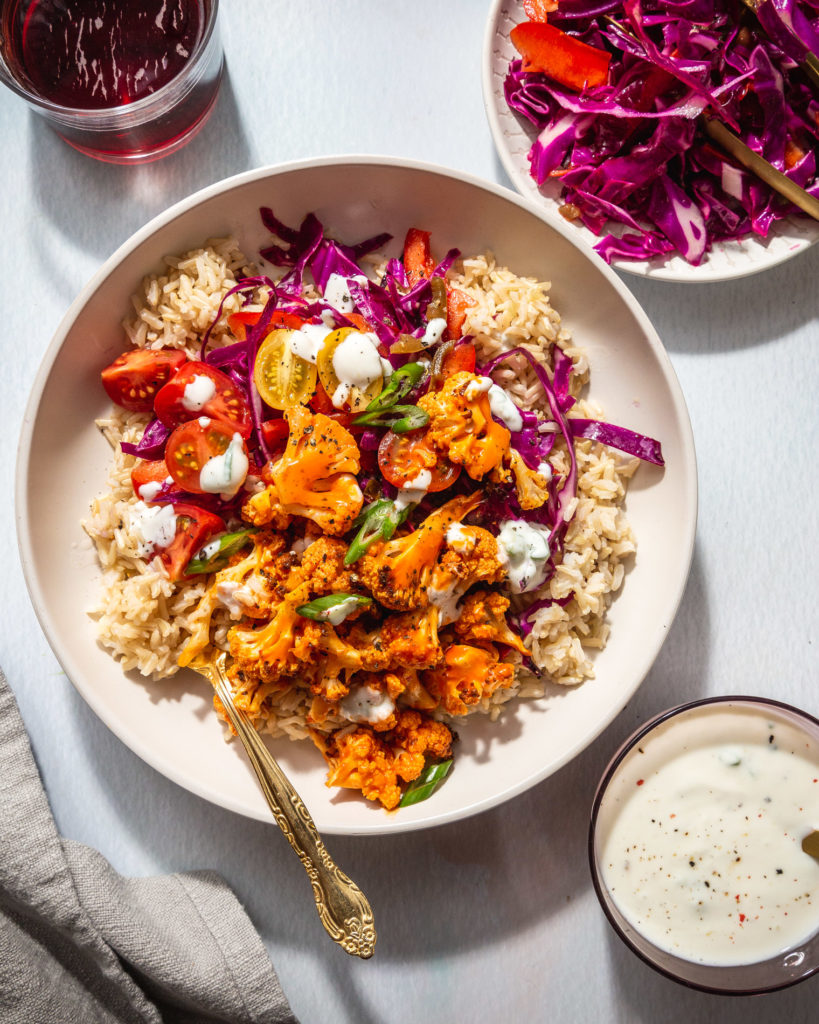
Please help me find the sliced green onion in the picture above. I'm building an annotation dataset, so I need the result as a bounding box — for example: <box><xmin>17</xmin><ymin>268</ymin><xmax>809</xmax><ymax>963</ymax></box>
<box><xmin>399</xmin><ymin>758</ymin><xmax>454</xmax><ymax>807</ymax></box>
<box><xmin>344</xmin><ymin>499</ymin><xmax>410</xmax><ymax>565</ymax></box>
<box><xmin>360</xmin><ymin>363</ymin><xmax>426</xmax><ymax>415</ymax></box>
<box><xmin>351</xmin><ymin>403</ymin><xmax>429</xmax><ymax>432</ymax></box>
<box><xmin>185</xmin><ymin>527</ymin><xmax>257</xmax><ymax>574</ymax></box>
<box><xmin>296</xmin><ymin>593</ymin><xmax>372</xmax><ymax>622</ymax></box>
<box><xmin>391</xmin><ymin>406</ymin><xmax>430</xmax><ymax>434</ymax></box>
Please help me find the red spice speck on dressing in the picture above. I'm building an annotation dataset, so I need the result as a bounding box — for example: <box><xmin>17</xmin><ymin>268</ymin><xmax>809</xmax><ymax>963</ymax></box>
<box><xmin>597</xmin><ymin>705</ymin><xmax>819</xmax><ymax>966</ymax></box>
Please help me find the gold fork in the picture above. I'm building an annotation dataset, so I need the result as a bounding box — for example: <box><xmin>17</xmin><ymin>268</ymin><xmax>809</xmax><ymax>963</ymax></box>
<box><xmin>190</xmin><ymin>651</ymin><xmax>376</xmax><ymax>959</ymax></box>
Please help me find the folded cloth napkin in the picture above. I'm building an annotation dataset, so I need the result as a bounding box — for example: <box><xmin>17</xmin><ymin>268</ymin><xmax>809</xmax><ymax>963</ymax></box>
<box><xmin>0</xmin><ymin>670</ymin><xmax>299</xmax><ymax>1024</ymax></box>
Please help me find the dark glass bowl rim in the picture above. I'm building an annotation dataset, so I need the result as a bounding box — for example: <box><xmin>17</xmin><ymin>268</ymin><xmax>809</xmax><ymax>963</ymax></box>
<box><xmin>588</xmin><ymin>694</ymin><xmax>819</xmax><ymax>996</ymax></box>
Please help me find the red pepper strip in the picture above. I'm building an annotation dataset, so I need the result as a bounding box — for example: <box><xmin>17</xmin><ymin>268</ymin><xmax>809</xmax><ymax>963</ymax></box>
<box><xmin>228</xmin><ymin>309</ymin><xmax>305</xmax><ymax>340</ymax></box>
<box><xmin>523</xmin><ymin>0</ymin><xmax>557</xmax><ymax>22</ymax></box>
<box><xmin>511</xmin><ymin>21</ymin><xmax>611</xmax><ymax>93</ymax></box>
<box><xmin>308</xmin><ymin>380</ymin><xmax>336</xmax><ymax>415</ymax></box>
<box><xmin>445</xmin><ymin>287</ymin><xmax>475</xmax><ymax>341</ymax></box>
<box><xmin>403</xmin><ymin>228</ymin><xmax>435</xmax><ymax>286</ymax></box>
<box><xmin>260</xmin><ymin>417</ymin><xmax>289</xmax><ymax>447</ymax></box>
<box><xmin>345</xmin><ymin>311</ymin><xmax>372</xmax><ymax>332</ymax></box>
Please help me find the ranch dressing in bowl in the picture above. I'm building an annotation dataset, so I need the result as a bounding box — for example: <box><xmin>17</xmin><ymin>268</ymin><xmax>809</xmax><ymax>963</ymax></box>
<box><xmin>590</xmin><ymin>698</ymin><xmax>819</xmax><ymax>992</ymax></box>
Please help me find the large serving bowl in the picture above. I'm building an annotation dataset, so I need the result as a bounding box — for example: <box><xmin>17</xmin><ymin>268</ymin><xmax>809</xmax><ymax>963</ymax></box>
<box><xmin>16</xmin><ymin>157</ymin><xmax>697</xmax><ymax>835</ymax></box>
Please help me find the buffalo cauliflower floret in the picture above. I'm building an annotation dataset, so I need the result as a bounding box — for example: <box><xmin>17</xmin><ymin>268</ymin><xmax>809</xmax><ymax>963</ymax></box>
<box><xmin>453</xmin><ymin>589</ymin><xmax>529</xmax><ymax>656</ymax></box>
<box><xmin>418</xmin><ymin>371</ymin><xmax>511</xmax><ymax>480</ymax></box>
<box><xmin>378</xmin><ymin>605</ymin><xmax>443</xmax><ymax>669</ymax></box>
<box><xmin>508</xmin><ymin>450</ymin><xmax>551</xmax><ymax>511</ymax></box>
<box><xmin>356</xmin><ymin>492</ymin><xmax>483</xmax><ymax>610</ymax></box>
<box><xmin>422</xmin><ymin>642</ymin><xmax>515</xmax><ymax>716</ymax></box>
<box><xmin>428</xmin><ymin>525</ymin><xmax>506</xmax><ymax>625</ymax></box>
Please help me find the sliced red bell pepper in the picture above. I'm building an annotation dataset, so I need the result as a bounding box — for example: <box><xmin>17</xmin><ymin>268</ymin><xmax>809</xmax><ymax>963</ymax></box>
<box><xmin>228</xmin><ymin>308</ymin><xmax>305</xmax><ymax>340</ymax></box>
<box><xmin>511</xmin><ymin>21</ymin><xmax>611</xmax><ymax>93</ymax></box>
<box><xmin>345</xmin><ymin>311</ymin><xmax>372</xmax><ymax>333</ymax></box>
<box><xmin>403</xmin><ymin>228</ymin><xmax>435</xmax><ymax>286</ymax></box>
<box><xmin>523</xmin><ymin>0</ymin><xmax>557</xmax><ymax>21</ymax></box>
<box><xmin>445</xmin><ymin>287</ymin><xmax>475</xmax><ymax>341</ymax></box>
<box><xmin>260</xmin><ymin>417</ymin><xmax>289</xmax><ymax>448</ymax></box>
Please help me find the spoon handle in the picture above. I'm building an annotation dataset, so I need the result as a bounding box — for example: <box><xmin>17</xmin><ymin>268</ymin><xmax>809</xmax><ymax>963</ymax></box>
<box><xmin>196</xmin><ymin>654</ymin><xmax>376</xmax><ymax>959</ymax></box>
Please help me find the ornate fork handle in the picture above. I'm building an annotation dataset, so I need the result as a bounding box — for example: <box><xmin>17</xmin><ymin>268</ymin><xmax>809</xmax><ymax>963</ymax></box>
<box><xmin>192</xmin><ymin>652</ymin><xmax>376</xmax><ymax>959</ymax></box>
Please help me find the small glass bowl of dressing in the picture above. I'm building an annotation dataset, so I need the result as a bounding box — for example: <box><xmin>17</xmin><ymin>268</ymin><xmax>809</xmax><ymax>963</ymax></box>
<box><xmin>589</xmin><ymin>697</ymin><xmax>819</xmax><ymax>994</ymax></box>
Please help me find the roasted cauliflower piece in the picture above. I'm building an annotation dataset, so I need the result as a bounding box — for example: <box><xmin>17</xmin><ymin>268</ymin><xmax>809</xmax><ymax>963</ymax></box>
<box><xmin>453</xmin><ymin>589</ymin><xmax>529</xmax><ymax>656</ymax></box>
<box><xmin>284</xmin><ymin>536</ymin><xmax>354</xmax><ymax>595</ymax></box>
<box><xmin>423</xmin><ymin>642</ymin><xmax>515</xmax><ymax>716</ymax></box>
<box><xmin>317</xmin><ymin>709</ymin><xmax>453</xmax><ymax>810</ymax></box>
<box><xmin>357</xmin><ymin>492</ymin><xmax>483</xmax><ymax>610</ymax></box>
<box><xmin>261</xmin><ymin>406</ymin><xmax>363</xmax><ymax>535</ymax></box>
<box><xmin>378</xmin><ymin>605</ymin><xmax>443</xmax><ymax>669</ymax></box>
<box><xmin>418</xmin><ymin>371</ymin><xmax>511</xmax><ymax>480</ymax></box>
<box><xmin>428</xmin><ymin>524</ymin><xmax>506</xmax><ymax>625</ymax></box>
<box><xmin>508</xmin><ymin>449</ymin><xmax>551</xmax><ymax>511</ymax></box>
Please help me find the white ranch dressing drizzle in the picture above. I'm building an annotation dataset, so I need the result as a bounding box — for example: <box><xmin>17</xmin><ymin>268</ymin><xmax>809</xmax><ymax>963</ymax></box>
<box><xmin>598</xmin><ymin>705</ymin><xmax>819</xmax><ymax>966</ymax></box>
<box><xmin>464</xmin><ymin>376</ymin><xmax>524</xmax><ymax>431</ymax></box>
<box><xmin>199</xmin><ymin>433</ymin><xmax>248</xmax><ymax>499</ymax></box>
<box><xmin>287</xmin><ymin>323</ymin><xmax>333</xmax><ymax>364</ymax></box>
<box><xmin>340</xmin><ymin>684</ymin><xmax>395</xmax><ymax>725</ymax></box>
<box><xmin>181</xmin><ymin>374</ymin><xmax>216</xmax><ymax>412</ymax></box>
<box><xmin>496</xmin><ymin>519</ymin><xmax>551</xmax><ymax>593</ymax></box>
<box><xmin>394</xmin><ymin>469</ymin><xmax>431</xmax><ymax>511</ymax></box>
<box><xmin>323</xmin><ymin>272</ymin><xmax>368</xmax><ymax>314</ymax></box>
<box><xmin>331</xmin><ymin>330</ymin><xmax>383</xmax><ymax>408</ymax></box>
<box><xmin>323</xmin><ymin>596</ymin><xmax>364</xmax><ymax>626</ymax></box>
<box><xmin>445</xmin><ymin>522</ymin><xmax>476</xmax><ymax>554</ymax></box>
<box><xmin>419</xmin><ymin>317</ymin><xmax>446</xmax><ymax>348</ymax></box>
<box><xmin>128</xmin><ymin>501</ymin><xmax>177</xmax><ymax>556</ymax></box>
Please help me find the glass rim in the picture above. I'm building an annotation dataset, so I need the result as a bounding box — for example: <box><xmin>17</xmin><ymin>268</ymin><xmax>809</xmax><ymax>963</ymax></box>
<box><xmin>587</xmin><ymin>694</ymin><xmax>819</xmax><ymax>996</ymax></box>
<box><xmin>0</xmin><ymin>0</ymin><xmax>219</xmax><ymax>121</ymax></box>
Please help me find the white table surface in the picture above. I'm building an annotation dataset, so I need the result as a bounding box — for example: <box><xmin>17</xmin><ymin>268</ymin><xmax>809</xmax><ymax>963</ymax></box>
<box><xmin>2</xmin><ymin>3</ymin><xmax>818</xmax><ymax>1021</ymax></box>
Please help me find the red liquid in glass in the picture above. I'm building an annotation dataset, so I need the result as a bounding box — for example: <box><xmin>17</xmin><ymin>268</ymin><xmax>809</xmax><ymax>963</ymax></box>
<box><xmin>2</xmin><ymin>0</ymin><xmax>221</xmax><ymax>160</ymax></box>
<box><xmin>12</xmin><ymin>0</ymin><xmax>202</xmax><ymax>109</ymax></box>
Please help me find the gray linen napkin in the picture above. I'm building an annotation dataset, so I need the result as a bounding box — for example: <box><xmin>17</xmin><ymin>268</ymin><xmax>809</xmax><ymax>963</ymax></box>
<box><xmin>0</xmin><ymin>670</ymin><xmax>299</xmax><ymax>1024</ymax></box>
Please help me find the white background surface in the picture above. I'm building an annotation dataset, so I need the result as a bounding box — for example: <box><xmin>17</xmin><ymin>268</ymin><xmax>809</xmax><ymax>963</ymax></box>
<box><xmin>1</xmin><ymin>2</ymin><xmax>817</xmax><ymax>1021</ymax></box>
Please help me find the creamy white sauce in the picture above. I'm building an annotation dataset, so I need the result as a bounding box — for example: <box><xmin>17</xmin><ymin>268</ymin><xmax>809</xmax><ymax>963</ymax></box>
<box><xmin>288</xmin><ymin>323</ymin><xmax>333</xmax><ymax>364</ymax></box>
<box><xmin>428</xmin><ymin>577</ymin><xmax>468</xmax><ymax>626</ymax></box>
<box><xmin>128</xmin><ymin>501</ymin><xmax>177</xmax><ymax>557</ymax></box>
<box><xmin>598</xmin><ymin>705</ymin><xmax>819</xmax><ymax>966</ymax></box>
<box><xmin>214</xmin><ymin>580</ymin><xmax>251</xmax><ymax>619</ymax></box>
<box><xmin>487</xmin><ymin>383</ymin><xmax>523</xmax><ymax>432</ymax></box>
<box><xmin>419</xmin><ymin>317</ymin><xmax>446</xmax><ymax>348</ymax></box>
<box><xmin>340</xmin><ymin>684</ymin><xmax>395</xmax><ymax>725</ymax></box>
<box><xmin>496</xmin><ymin>519</ymin><xmax>551</xmax><ymax>593</ymax></box>
<box><xmin>446</xmin><ymin>522</ymin><xmax>476</xmax><ymax>554</ymax></box>
<box><xmin>331</xmin><ymin>331</ymin><xmax>384</xmax><ymax>408</ymax></box>
<box><xmin>137</xmin><ymin>480</ymin><xmax>163</xmax><ymax>502</ymax></box>
<box><xmin>394</xmin><ymin>469</ymin><xmax>431</xmax><ymax>511</ymax></box>
<box><xmin>536</xmin><ymin>460</ymin><xmax>553</xmax><ymax>480</ymax></box>
<box><xmin>464</xmin><ymin>376</ymin><xmax>492</xmax><ymax>401</ymax></box>
<box><xmin>199</xmin><ymin>434</ymin><xmax>248</xmax><ymax>499</ymax></box>
<box><xmin>324</xmin><ymin>272</ymin><xmax>368</xmax><ymax>314</ymax></box>
<box><xmin>198</xmin><ymin>416</ymin><xmax>211</xmax><ymax>428</ymax></box>
<box><xmin>181</xmin><ymin>374</ymin><xmax>216</xmax><ymax>412</ymax></box>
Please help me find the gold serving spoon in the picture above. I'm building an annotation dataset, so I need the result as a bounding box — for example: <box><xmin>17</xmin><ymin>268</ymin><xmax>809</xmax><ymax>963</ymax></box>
<box><xmin>802</xmin><ymin>830</ymin><xmax>819</xmax><ymax>860</ymax></box>
<box><xmin>190</xmin><ymin>651</ymin><xmax>376</xmax><ymax>959</ymax></box>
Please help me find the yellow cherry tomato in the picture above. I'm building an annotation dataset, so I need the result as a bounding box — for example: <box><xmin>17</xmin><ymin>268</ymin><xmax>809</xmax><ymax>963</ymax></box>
<box><xmin>254</xmin><ymin>329</ymin><xmax>317</xmax><ymax>410</ymax></box>
<box><xmin>316</xmin><ymin>327</ymin><xmax>384</xmax><ymax>413</ymax></box>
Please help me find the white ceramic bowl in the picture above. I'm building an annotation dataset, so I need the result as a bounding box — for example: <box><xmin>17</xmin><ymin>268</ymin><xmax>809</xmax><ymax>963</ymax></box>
<box><xmin>483</xmin><ymin>0</ymin><xmax>819</xmax><ymax>283</ymax></box>
<box><xmin>16</xmin><ymin>157</ymin><xmax>697</xmax><ymax>835</ymax></box>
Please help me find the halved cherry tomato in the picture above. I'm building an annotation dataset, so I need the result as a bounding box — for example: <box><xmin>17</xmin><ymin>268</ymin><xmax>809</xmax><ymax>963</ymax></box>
<box><xmin>254</xmin><ymin>329</ymin><xmax>318</xmax><ymax>410</ymax></box>
<box><xmin>440</xmin><ymin>342</ymin><xmax>477</xmax><ymax>377</ymax></box>
<box><xmin>228</xmin><ymin>308</ymin><xmax>306</xmax><ymax>340</ymax></box>
<box><xmin>260</xmin><ymin>417</ymin><xmax>289</xmax><ymax>448</ymax></box>
<box><xmin>160</xmin><ymin>503</ymin><xmax>225</xmax><ymax>582</ymax></box>
<box><xmin>165</xmin><ymin>418</ymin><xmax>246</xmax><ymax>494</ymax></box>
<box><xmin>378</xmin><ymin>430</ymin><xmax>461</xmax><ymax>492</ymax></box>
<box><xmin>101</xmin><ymin>348</ymin><xmax>187</xmax><ymax>412</ymax></box>
<box><xmin>445</xmin><ymin>288</ymin><xmax>475</xmax><ymax>342</ymax></box>
<box><xmin>316</xmin><ymin>328</ymin><xmax>383</xmax><ymax>413</ymax></box>
<box><xmin>154</xmin><ymin>361</ymin><xmax>252</xmax><ymax>437</ymax></box>
<box><xmin>130</xmin><ymin>458</ymin><xmax>170</xmax><ymax>498</ymax></box>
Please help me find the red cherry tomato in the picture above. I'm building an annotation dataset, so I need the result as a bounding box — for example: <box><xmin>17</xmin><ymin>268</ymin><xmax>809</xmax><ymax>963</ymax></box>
<box><xmin>160</xmin><ymin>503</ymin><xmax>225</xmax><ymax>582</ymax></box>
<box><xmin>440</xmin><ymin>342</ymin><xmax>477</xmax><ymax>377</ymax></box>
<box><xmin>228</xmin><ymin>308</ymin><xmax>306</xmax><ymax>340</ymax></box>
<box><xmin>154</xmin><ymin>361</ymin><xmax>252</xmax><ymax>438</ymax></box>
<box><xmin>165</xmin><ymin>418</ymin><xmax>247</xmax><ymax>494</ymax></box>
<box><xmin>308</xmin><ymin>380</ymin><xmax>336</xmax><ymax>415</ymax></box>
<box><xmin>378</xmin><ymin>430</ymin><xmax>461</xmax><ymax>492</ymax></box>
<box><xmin>130</xmin><ymin>458</ymin><xmax>170</xmax><ymax>498</ymax></box>
<box><xmin>101</xmin><ymin>348</ymin><xmax>187</xmax><ymax>412</ymax></box>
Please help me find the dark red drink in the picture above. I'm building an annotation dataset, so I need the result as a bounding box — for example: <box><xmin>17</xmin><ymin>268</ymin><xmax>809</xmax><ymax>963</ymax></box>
<box><xmin>0</xmin><ymin>0</ymin><xmax>223</xmax><ymax>161</ymax></box>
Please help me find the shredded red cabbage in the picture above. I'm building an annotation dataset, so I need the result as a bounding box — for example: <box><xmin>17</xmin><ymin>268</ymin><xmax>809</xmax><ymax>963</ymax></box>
<box><xmin>120</xmin><ymin>417</ymin><xmax>170</xmax><ymax>459</ymax></box>
<box><xmin>505</xmin><ymin>0</ymin><xmax>819</xmax><ymax>264</ymax></box>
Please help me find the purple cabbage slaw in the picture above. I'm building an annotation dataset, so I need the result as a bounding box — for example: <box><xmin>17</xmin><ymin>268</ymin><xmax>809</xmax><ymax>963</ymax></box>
<box><xmin>504</xmin><ymin>0</ymin><xmax>819</xmax><ymax>264</ymax></box>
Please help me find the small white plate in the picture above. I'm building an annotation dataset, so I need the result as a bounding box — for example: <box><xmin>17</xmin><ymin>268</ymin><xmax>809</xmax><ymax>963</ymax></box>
<box><xmin>482</xmin><ymin>0</ymin><xmax>819</xmax><ymax>283</ymax></box>
<box><xmin>16</xmin><ymin>156</ymin><xmax>696</xmax><ymax>834</ymax></box>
